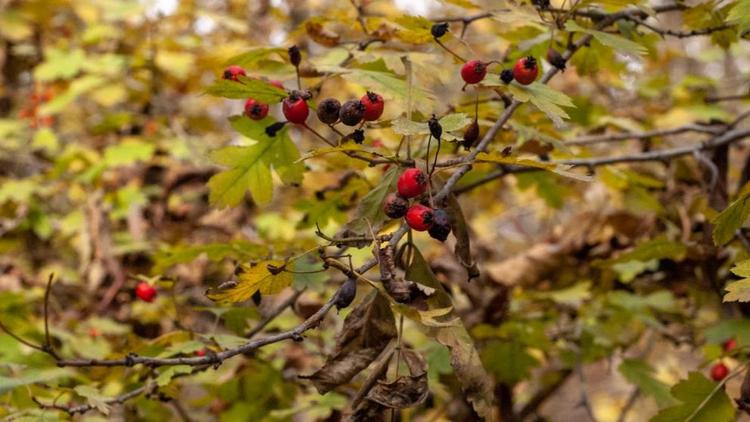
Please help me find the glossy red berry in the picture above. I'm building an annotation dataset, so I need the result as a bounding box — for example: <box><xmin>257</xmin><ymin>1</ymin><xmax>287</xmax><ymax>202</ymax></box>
<box><xmin>223</xmin><ymin>65</ymin><xmax>246</xmax><ymax>81</ymax></box>
<box><xmin>723</xmin><ymin>338</ymin><xmax>738</xmax><ymax>352</ymax></box>
<box><xmin>135</xmin><ymin>282</ymin><xmax>157</xmax><ymax>302</ymax></box>
<box><xmin>513</xmin><ymin>56</ymin><xmax>538</xmax><ymax>85</ymax></box>
<box><xmin>461</xmin><ymin>60</ymin><xmax>487</xmax><ymax>84</ymax></box>
<box><xmin>384</xmin><ymin>193</ymin><xmax>409</xmax><ymax>219</ymax></box>
<box><xmin>711</xmin><ymin>362</ymin><xmax>729</xmax><ymax>381</ymax></box>
<box><xmin>196</xmin><ymin>349</ymin><xmax>206</xmax><ymax>357</ymax></box>
<box><xmin>397</xmin><ymin>168</ymin><xmax>428</xmax><ymax>198</ymax></box>
<box><xmin>282</xmin><ymin>95</ymin><xmax>309</xmax><ymax>124</ymax></box>
<box><xmin>406</xmin><ymin>204</ymin><xmax>434</xmax><ymax>232</ymax></box>
<box><xmin>360</xmin><ymin>91</ymin><xmax>384</xmax><ymax>121</ymax></box>
<box><xmin>244</xmin><ymin>98</ymin><xmax>269</xmax><ymax>120</ymax></box>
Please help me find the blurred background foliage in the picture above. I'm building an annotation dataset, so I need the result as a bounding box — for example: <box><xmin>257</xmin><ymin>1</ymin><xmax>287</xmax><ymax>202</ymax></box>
<box><xmin>2</xmin><ymin>0</ymin><xmax>750</xmax><ymax>420</ymax></box>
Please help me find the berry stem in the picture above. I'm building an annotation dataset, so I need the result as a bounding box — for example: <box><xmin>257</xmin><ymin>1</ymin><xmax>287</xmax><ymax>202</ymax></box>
<box><xmin>434</xmin><ymin>38</ymin><xmax>467</xmax><ymax>62</ymax></box>
<box><xmin>303</xmin><ymin>124</ymin><xmax>336</xmax><ymax>147</ymax></box>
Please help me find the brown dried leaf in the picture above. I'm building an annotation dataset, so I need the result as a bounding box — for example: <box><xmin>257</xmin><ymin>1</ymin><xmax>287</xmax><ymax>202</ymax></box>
<box><xmin>300</xmin><ymin>291</ymin><xmax>396</xmax><ymax>394</ymax></box>
<box><xmin>447</xmin><ymin>195</ymin><xmax>480</xmax><ymax>281</ymax></box>
<box><xmin>485</xmin><ymin>242</ymin><xmax>566</xmax><ymax>287</ymax></box>
<box><xmin>365</xmin><ymin>349</ymin><xmax>428</xmax><ymax>408</ymax></box>
<box><xmin>305</xmin><ymin>21</ymin><xmax>340</xmax><ymax>47</ymax></box>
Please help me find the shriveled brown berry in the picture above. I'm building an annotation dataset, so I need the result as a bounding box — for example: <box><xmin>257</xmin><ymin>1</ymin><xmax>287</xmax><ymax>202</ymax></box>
<box><xmin>316</xmin><ymin>98</ymin><xmax>341</xmax><ymax>124</ymax></box>
<box><xmin>384</xmin><ymin>193</ymin><xmax>409</xmax><ymax>219</ymax></box>
<box><xmin>340</xmin><ymin>100</ymin><xmax>365</xmax><ymax>126</ymax></box>
<box><xmin>462</xmin><ymin>120</ymin><xmax>479</xmax><ymax>150</ymax></box>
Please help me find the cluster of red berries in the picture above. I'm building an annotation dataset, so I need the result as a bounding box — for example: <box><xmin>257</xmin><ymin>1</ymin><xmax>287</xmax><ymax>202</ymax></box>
<box><xmin>222</xmin><ymin>65</ymin><xmax>285</xmax><ymax>121</ymax></box>
<box><xmin>316</xmin><ymin>92</ymin><xmax>385</xmax><ymax>126</ymax></box>
<box><xmin>710</xmin><ymin>338</ymin><xmax>739</xmax><ymax>381</ymax></box>
<box><xmin>383</xmin><ymin>168</ymin><xmax>452</xmax><ymax>241</ymax></box>
<box><xmin>460</xmin><ymin>57</ymin><xmax>540</xmax><ymax>86</ymax></box>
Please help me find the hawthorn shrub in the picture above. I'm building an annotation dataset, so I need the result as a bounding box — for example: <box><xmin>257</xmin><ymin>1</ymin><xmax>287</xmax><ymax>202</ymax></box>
<box><xmin>2</xmin><ymin>0</ymin><xmax>750</xmax><ymax>421</ymax></box>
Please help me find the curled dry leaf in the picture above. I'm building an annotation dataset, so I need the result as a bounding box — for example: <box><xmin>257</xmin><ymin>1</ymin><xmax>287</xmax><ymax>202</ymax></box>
<box><xmin>300</xmin><ymin>291</ymin><xmax>396</xmax><ymax>394</ymax></box>
<box><xmin>305</xmin><ymin>21</ymin><xmax>340</xmax><ymax>47</ymax></box>
<box><xmin>447</xmin><ymin>195</ymin><xmax>480</xmax><ymax>281</ymax></box>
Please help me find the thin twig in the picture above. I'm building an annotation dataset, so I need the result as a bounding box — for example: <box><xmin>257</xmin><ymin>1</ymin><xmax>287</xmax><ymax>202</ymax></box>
<box><xmin>245</xmin><ymin>288</ymin><xmax>305</xmax><ymax>338</ymax></box>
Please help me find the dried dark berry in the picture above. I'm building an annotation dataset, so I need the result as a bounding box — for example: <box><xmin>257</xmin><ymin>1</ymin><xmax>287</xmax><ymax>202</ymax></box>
<box><xmin>265</xmin><ymin>121</ymin><xmax>287</xmax><ymax>137</ymax></box>
<box><xmin>531</xmin><ymin>0</ymin><xmax>550</xmax><ymax>9</ymax></box>
<box><xmin>339</xmin><ymin>100</ymin><xmax>365</xmax><ymax>126</ymax></box>
<box><xmin>351</xmin><ymin>129</ymin><xmax>365</xmax><ymax>144</ymax></box>
<box><xmin>462</xmin><ymin>120</ymin><xmax>480</xmax><ymax>150</ymax></box>
<box><xmin>431</xmin><ymin>22</ymin><xmax>449</xmax><ymax>38</ymax></box>
<box><xmin>547</xmin><ymin>48</ymin><xmax>566</xmax><ymax>71</ymax></box>
<box><xmin>428</xmin><ymin>208</ymin><xmax>451</xmax><ymax>241</ymax></box>
<box><xmin>288</xmin><ymin>45</ymin><xmax>301</xmax><ymax>67</ymax></box>
<box><xmin>335</xmin><ymin>278</ymin><xmax>357</xmax><ymax>310</ymax></box>
<box><xmin>428</xmin><ymin>114</ymin><xmax>442</xmax><ymax>140</ymax></box>
<box><xmin>251</xmin><ymin>290</ymin><xmax>262</xmax><ymax>306</ymax></box>
<box><xmin>316</xmin><ymin>98</ymin><xmax>341</xmax><ymax>124</ymax></box>
<box><xmin>383</xmin><ymin>193</ymin><xmax>409</xmax><ymax>219</ymax></box>
<box><xmin>500</xmin><ymin>69</ymin><xmax>514</xmax><ymax>84</ymax></box>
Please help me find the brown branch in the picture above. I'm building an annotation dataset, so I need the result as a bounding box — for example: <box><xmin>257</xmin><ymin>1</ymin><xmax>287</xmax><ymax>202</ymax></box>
<box><xmin>43</xmin><ymin>273</ymin><xmax>59</xmax><ymax>359</ymax></box>
<box><xmin>34</xmin><ymin>383</ymin><xmax>151</xmax><ymax>415</ymax></box>
<box><xmin>565</xmin><ymin>124</ymin><xmax>722</xmax><ymax>146</ymax></box>
<box><xmin>245</xmin><ymin>288</ymin><xmax>305</xmax><ymax>338</ymax></box>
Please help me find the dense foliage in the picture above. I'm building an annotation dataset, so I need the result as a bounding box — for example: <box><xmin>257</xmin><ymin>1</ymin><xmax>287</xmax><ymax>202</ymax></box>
<box><xmin>3</xmin><ymin>0</ymin><xmax>750</xmax><ymax>420</ymax></box>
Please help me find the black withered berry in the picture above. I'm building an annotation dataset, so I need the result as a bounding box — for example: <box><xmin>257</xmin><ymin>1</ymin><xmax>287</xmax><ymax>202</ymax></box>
<box><xmin>335</xmin><ymin>278</ymin><xmax>357</xmax><ymax>310</ymax></box>
<box><xmin>428</xmin><ymin>114</ymin><xmax>442</xmax><ymax>139</ymax></box>
<box><xmin>252</xmin><ymin>290</ymin><xmax>262</xmax><ymax>306</ymax></box>
<box><xmin>288</xmin><ymin>45</ymin><xmax>302</xmax><ymax>67</ymax></box>
<box><xmin>431</xmin><ymin>22</ymin><xmax>449</xmax><ymax>38</ymax></box>
<box><xmin>340</xmin><ymin>100</ymin><xmax>365</xmax><ymax>126</ymax></box>
<box><xmin>317</xmin><ymin>98</ymin><xmax>341</xmax><ymax>124</ymax></box>
<box><xmin>546</xmin><ymin>48</ymin><xmax>566</xmax><ymax>71</ymax></box>
<box><xmin>383</xmin><ymin>193</ymin><xmax>409</xmax><ymax>219</ymax></box>
<box><xmin>351</xmin><ymin>129</ymin><xmax>365</xmax><ymax>144</ymax></box>
<box><xmin>462</xmin><ymin>120</ymin><xmax>479</xmax><ymax>150</ymax></box>
<box><xmin>428</xmin><ymin>208</ymin><xmax>451</xmax><ymax>241</ymax></box>
<box><xmin>500</xmin><ymin>69</ymin><xmax>514</xmax><ymax>84</ymax></box>
<box><xmin>531</xmin><ymin>0</ymin><xmax>550</xmax><ymax>9</ymax></box>
<box><xmin>265</xmin><ymin>121</ymin><xmax>287</xmax><ymax>137</ymax></box>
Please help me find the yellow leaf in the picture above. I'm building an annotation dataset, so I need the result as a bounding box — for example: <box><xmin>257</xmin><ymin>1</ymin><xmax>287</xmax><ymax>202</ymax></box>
<box><xmin>206</xmin><ymin>260</ymin><xmax>293</xmax><ymax>303</ymax></box>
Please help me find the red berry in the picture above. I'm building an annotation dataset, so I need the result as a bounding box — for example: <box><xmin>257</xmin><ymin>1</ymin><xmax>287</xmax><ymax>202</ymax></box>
<box><xmin>460</xmin><ymin>60</ymin><xmax>487</xmax><ymax>84</ymax></box>
<box><xmin>405</xmin><ymin>204</ymin><xmax>434</xmax><ymax>232</ymax></box>
<box><xmin>244</xmin><ymin>98</ymin><xmax>269</xmax><ymax>120</ymax></box>
<box><xmin>282</xmin><ymin>96</ymin><xmax>309</xmax><ymax>124</ymax></box>
<box><xmin>196</xmin><ymin>349</ymin><xmax>207</xmax><ymax>357</ymax></box>
<box><xmin>513</xmin><ymin>56</ymin><xmax>538</xmax><ymax>85</ymax></box>
<box><xmin>710</xmin><ymin>362</ymin><xmax>729</xmax><ymax>381</ymax></box>
<box><xmin>723</xmin><ymin>338</ymin><xmax>738</xmax><ymax>352</ymax></box>
<box><xmin>135</xmin><ymin>282</ymin><xmax>157</xmax><ymax>302</ymax></box>
<box><xmin>372</xmin><ymin>139</ymin><xmax>385</xmax><ymax>148</ymax></box>
<box><xmin>223</xmin><ymin>65</ymin><xmax>246</xmax><ymax>81</ymax></box>
<box><xmin>88</xmin><ymin>327</ymin><xmax>100</xmax><ymax>338</ymax></box>
<box><xmin>360</xmin><ymin>91</ymin><xmax>384</xmax><ymax>121</ymax></box>
<box><xmin>397</xmin><ymin>168</ymin><xmax>428</xmax><ymax>198</ymax></box>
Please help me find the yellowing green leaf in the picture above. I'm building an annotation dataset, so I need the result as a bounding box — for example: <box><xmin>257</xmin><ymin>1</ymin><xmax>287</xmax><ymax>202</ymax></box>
<box><xmin>619</xmin><ymin>359</ymin><xmax>675</xmax><ymax>407</ymax></box>
<box><xmin>652</xmin><ymin>372</ymin><xmax>734</xmax><ymax>422</ymax></box>
<box><xmin>474</xmin><ymin>152</ymin><xmax>593</xmax><ymax>182</ymax></box>
<box><xmin>156</xmin><ymin>365</ymin><xmax>193</xmax><ymax>387</ymax></box>
<box><xmin>206</xmin><ymin>260</ymin><xmax>294</xmax><ymax>303</ymax></box>
<box><xmin>508</xmin><ymin>82</ymin><xmax>575</xmax><ymax>126</ymax></box>
<box><xmin>728</xmin><ymin>0</ymin><xmax>750</xmax><ymax>31</ymax></box>
<box><xmin>712</xmin><ymin>192</ymin><xmax>750</xmax><ymax>246</ymax></box>
<box><xmin>565</xmin><ymin>21</ymin><xmax>646</xmax><ymax>56</ymax></box>
<box><xmin>724</xmin><ymin>279</ymin><xmax>750</xmax><ymax>302</ymax></box>
<box><xmin>205</xmin><ymin>77</ymin><xmax>287</xmax><ymax>102</ymax></box>
<box><xmin>394</xmin><ymin>15</ymin><xmax>433</xmax><ymax>44</ymax></box>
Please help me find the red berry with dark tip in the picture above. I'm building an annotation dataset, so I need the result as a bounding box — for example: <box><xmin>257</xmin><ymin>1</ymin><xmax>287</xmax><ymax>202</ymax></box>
<box><xmin>282</xmin><ymin>95</ymin><xmax>309</xmax><ymax>124</ymax></box>
<box><xmin>383</xmin><ymin>193</ymin><xmax>409</xmax><ymax>219</ymax></box>
<box><xmin>513</xmin><ymin>56</ymin><xmax>538</xmax><ymax>85</ymax></box>
<box><xmin>360</xmin><ymin>91</ymin><xmax>385</xmax><ymax>121</ymax></box>
<box><xmin>461</xmin><ymin>60</ymin><xmax>487</xmax><ymax>84</ymax></box>
<box><xmin>406</xmin><ymin>204</ymin><xmax>434</xmax><ymax>232</ymax></box>
<box><xmin>397</xmin><ymin>168</ymin><xmax>428</xmax><ymax>198</ymax></box>
<box><xmin>723</xmin><ymin>338</ymin><xmax>738</xmax><ymax>352</ymax></box>
<box><xmin>711</xmin><ymin>362</ymin><xmax>729</xmax><ymax>381</ymax></box>
<box><xmin>223</xmin><ymin>65</ymin><xmax>246</xmax><ymax>81</ymax></box>
<box><xmin>244</xmin><ymin>98</ymin><xmax>269</xmax><ymax>120</ymax></box>
<box><xmin>135</xmin><ymin>282</ymin><xmax>157</xmax><ymax>302</ymax></box>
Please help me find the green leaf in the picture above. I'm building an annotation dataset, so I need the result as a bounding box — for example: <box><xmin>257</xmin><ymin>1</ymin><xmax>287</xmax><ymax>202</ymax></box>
<box><xmin>0</xmin><ymin>368</ymin><xmax>74</xmax><ymax>395</ymax></box>
<box><xmin>481</xmin><ymin>340</ymin><xmax>539</xmax><ymax>384</ymax></box>
<box><xmin>652</xmin><ymin>372</ymin><xmax>734</xmax><ymax>422</ymax></box>
<box><xmin>340</xmin><ymin>66</ymin><xmax>434</xmax><ymax>112</ymax></box>
<box><xmin>474</xmin><ymin>152</ymin><xmax>593</xmax><ymax>182</ymax></box>
<box><xmin>565</xmin><ymin>21</ymin><xmax>647</xmax><ymax>56</ymax></box>
<box><xmin>507</xmin><ymin>82</ymin><xmax>576</xmax><ymax>126</ymax></box>
<box><xmin>712</xmin><ymin>192</ymin><xmax>750</xmax><ymax>246</ymax></box>
<box><xmin>103</xmin><ymin>139</ymin><xmax>155</xmax><ymax>166</ymax></box>
<box><xmin>34</xmin><ymin>48</ymin><xmax>86</xmax><ymax>81</ymax></box>
<box><xmin>205</xmin><ymin>77</ymin><xmax>287</xmax><ymax>102</ymax></box>
<box><xmin>604</xmin><ymin>237</ymin><xmax>687</xmax><ymax>265</ymax></box>
<box><xmin>225</xmin><ymin>47</ymin><xmax>287</xmax><ymax>68</ymax></box>
<box><xmin>619</xmin><ymin>359</ymin><xmax>676</xmax><ymax>407</ymax></box>
<box><xmin>206</xmin><ymin>260</ymin><xmax>294</xmax><ymax>303</ymax></box>
<box><xmin>346</xmin><ymin>166</ymin><xmax>400</xmax><ymax>234</ymax></box>
<box><xmin>728</xmin><ymin>0</ymin><xmax>750</xmax><ymax>32</ymax></box>
<box><xmin>74</xmin><ymin>385</ymin><xmax>111</xmax><ymax>415</ymax></box>
<box><xmin>207</xmin><ymin>117</ymin><xmax>303</xmax><ymax>207</ymax></box>
<box><xmin>156</xmin><ymin>365</ymin><xmax>193</xmax><ymax>387</ymax></box>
